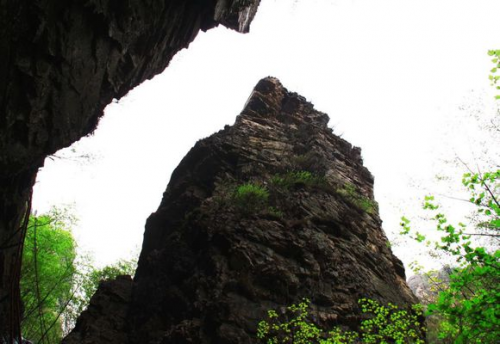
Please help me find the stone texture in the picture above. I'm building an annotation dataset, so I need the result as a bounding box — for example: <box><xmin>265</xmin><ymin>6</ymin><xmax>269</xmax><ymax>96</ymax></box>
<box><xmin>65</xmin><ymin>77</ymin><xmax>418</xmax><ymax>343</ymax></box>
<box><xmin>128</xmin><ymin>77</ymin><xmax>417</xmax><ymax>343</ymax></box>
<box><xmin>62</xmin><ymin>275</ymin><xmax>133</xmax><ymax>344</ymax></box>
<box><xmin>0</xmin><ymin>0</ymin><xmax>261</xmax><ymax>338</ymax></box>
<box><xmin>407</xmin><ymin>266</ymin><xmax>452</xmax><ymax>303</ymax></box>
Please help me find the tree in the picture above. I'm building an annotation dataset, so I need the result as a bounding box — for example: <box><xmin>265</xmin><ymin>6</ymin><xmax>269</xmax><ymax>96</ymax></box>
<box><xmin>393</xmin><ymin>52</ymin><xmax>500</xmax><ymax>343</ymax></box>
<box><xmin>20</xmin><ymin>209</ymin><xmax>138</xmax><ymax>342</ymax></box>
<box><xmin>20</xmin><ymin>209</ymin><xmax>78</xmax><ymax>343</ymax></box>
<box><xmin>401</xmin><ymin>170</ymin><xmax>500</xmax><ymax>343</ymax></box>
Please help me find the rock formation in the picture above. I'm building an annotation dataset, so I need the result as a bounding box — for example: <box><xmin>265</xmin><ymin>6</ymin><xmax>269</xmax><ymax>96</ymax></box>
<box><xmin>407</xmin><ymin>266</ymin><xmax>452</xmax><ymax>303</ymax></box>
<box><xmin>63</xmin><ymin>276</ymin><xmax>133</xmax><ymax>344</ymax></box>
<box><xmin>64</xmin><ymin>77</ymin><xmax>418</xmax><ymax>343</ymax></box>
<box><xmin>0</xmin><ymin>0</ymin><xmax>261</xmax><ymax>338</ymax></box>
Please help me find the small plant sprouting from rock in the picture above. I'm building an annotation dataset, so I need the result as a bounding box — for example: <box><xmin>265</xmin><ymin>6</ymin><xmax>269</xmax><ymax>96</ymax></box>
<box><xmin>230</xmin><ymin>171</ymin><xmax>326</xmax><ymax>215</ymax></box>
<box><xmin>233</xmin><ymin>183</ymin><xmax>269</xmax><ymax>213</ymax></box>
<box><xmin>337</xmin><ymin>182</ymin><xmax>377</xmax><ymax>214</ymax></box>
<box><xmin>257</xmin><ymin>299</ymin><xmax>425</xmax><ymax>343</ymax></box>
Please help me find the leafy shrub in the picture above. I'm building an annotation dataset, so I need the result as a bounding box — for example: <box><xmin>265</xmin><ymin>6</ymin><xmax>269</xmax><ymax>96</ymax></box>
<box><xmin>427</xmin><ymin>258</ymin><xmax>500</xmax><ymax>343</ymax></box>
<box><xmin>257</xmin><ymin>299</ymin><xmax>425</xmax><ymax>344</ymax></box>
<box><xmin>400</xmin><ymin>170</ymin><xmax>500</xmax><ymax>343</ymax></box>
<box><xmin>358</xmin><ymin>299</ymin><xmax>425</xmax><ymax>344</ymax></box>
<box><xmin>233</xmin><ymin>183</ymin><xmax>269</xmax><ymax>213</ymax></box>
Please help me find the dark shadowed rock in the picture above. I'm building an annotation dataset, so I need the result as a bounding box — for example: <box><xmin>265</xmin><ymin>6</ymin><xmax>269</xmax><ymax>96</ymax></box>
<box><xmin>128</xmin><ymin>77</ymin><xmax>417</xmax><ymax>343</ymax></box>
<box><xmin>66</xmin><ymin>77</ymin><xmax>418</xmax><ymax>343</ymax></box>
<box><xmin>0</xmin><ymin>1</ymin><xmax>260</xmax><ymax>337</ymax></box>
<box><xmin>63</xmin><ymin>275</ymin><xmax>133</xmax><ymax>344</ymax></box>
<box><xmin>0</xmin><ymin>0</ymin><xmax>261</xmax><ymax>176</ymax></box>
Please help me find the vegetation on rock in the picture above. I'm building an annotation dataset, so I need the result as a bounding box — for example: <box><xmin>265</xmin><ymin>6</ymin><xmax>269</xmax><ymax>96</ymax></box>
<box><xmin>120</xmin><ymin>78</ymin><xmax>414</xmax><ymax>343</ymax></box>
<box><xmin>336</xmin><ymin>182</ymin><xmax>377</xmax><ymax>214</ymax></box>
<box><xmin>257</xmin><ymin>299</ymin><xmax>425</xmax><ymax>344</ymax></box>
<box><xmin>255</xmin><ymin>56</ymin><xmax>500</xmax><ymax>343</ymax></box>
<box><xmin>233</xmin><ymin>183</ymin><xmax>270</xmax><ymax>213</ymax></box>
<box><xmin>232</xmin><ymin>171</ymin><xmax>329</xmax><ymax>216</ymax></box>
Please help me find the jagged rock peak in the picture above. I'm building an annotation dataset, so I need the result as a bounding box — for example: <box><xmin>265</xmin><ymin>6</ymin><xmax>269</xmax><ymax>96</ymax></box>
<box><xmin>240</xmin><ymin>77</ymin><xmax>330</xmax><ymax>127</ymax></box>
<box><xmin>65</xmin><ymin>78</ymin><xmax>417</xmax><ymax>344</ymax></box>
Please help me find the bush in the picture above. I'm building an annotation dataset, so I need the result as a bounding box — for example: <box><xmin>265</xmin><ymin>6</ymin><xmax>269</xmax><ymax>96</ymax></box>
<box><xmin>257</xmin><ymin>299</ymin><xmax>425</xmax><ymax>344</ymax></box>
<box><xmin>400</xmin><ymin>170</ymin><xmax>500</xmax><ymax>343</ymax></box>
<box><xmin>233</xmin><ymin>183</ymin><xmax>269</xmax><ymax>213</ymax></box>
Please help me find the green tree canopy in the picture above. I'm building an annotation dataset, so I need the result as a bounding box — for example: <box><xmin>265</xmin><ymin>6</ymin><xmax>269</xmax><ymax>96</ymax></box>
<box><xmin>20</xmin><ymin>209</ymin><xmax>138</xmax><ymax>343</ymax></box>
<box><xmin>21</xmin><ymin>209</ymin><xmax>78</xmax><ymax>343</ymax></box>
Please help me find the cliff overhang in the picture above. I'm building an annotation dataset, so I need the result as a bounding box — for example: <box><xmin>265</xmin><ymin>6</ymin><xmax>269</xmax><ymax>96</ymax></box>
<box><xmin>0</xmin><ymin>0</ymin><xmax>261</xmax><ymax>339</ymax></box>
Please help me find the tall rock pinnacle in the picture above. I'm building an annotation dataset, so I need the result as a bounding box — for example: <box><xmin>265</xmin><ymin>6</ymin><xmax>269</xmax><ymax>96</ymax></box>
<box><xmin>64</xmin><ymin>77</ymin><xmax>417</xmax><ymax>343</ymax></box>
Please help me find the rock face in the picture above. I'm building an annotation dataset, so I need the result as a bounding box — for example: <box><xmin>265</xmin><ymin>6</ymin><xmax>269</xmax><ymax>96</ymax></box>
<box><xmin>66</xmin><ymin>77</ymin><xmax>417</xmax><ymax>343</ymax></box>
<box><xmin>63</xmin><ymin>275</ymin><xmax>133</xmax><ymax>344</ymax></box>
<box><xmin>407</xmin><ymin>266</ymin><xmax>452</xmax><ymax>303</ymax></box>
<box><xmin>0</xmin><ymin>0</ymin><xmax>260</xmax><ymax>337</ymax></box>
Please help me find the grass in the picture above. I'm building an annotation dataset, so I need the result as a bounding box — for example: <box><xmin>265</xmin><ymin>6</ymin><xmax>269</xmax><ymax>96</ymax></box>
<box><xmin>233</xmin><ymin>183</ymin><xmax>269</xmax><ymax>213</ymax></box>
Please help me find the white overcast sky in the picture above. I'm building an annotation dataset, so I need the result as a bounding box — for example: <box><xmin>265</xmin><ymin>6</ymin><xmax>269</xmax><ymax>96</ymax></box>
<box><xmin>33</xmin><ymin>0</ymin><xmax>500</xmax><ymax>270</ymax></box>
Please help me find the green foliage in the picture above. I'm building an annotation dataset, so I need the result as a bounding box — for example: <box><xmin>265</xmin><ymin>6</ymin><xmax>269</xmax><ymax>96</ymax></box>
<box><xmin>463</xmin><ymin>171</ymin><xmax>500</xmax><ymax>231</ymax></box>
<box><xmin>233</xmin><ymin>183</ymin><xmax>270</xmax><ymax>213</ymax></box>
<box><xmin>21</xmin><ymin>209</ymin><xmax>78</xmax><ymax>343</ymax></box>
<box><xmin>336</xmin><ymin>182</ymin><xmax>377</xmax><ymax>214</ymax></box>
<box><xmin>257</xmin><ymin>299</ymin><xmax>425</xmax><ymax>344</ymax></box>
<box><xmin>231</xmin><ymin>171</ymin><xmax>327</xmax><ymax>216</ymax></box>
<box><xmin>257</xmin><ymin>300</ymin><xmax>324</xmax><ymax>344</ymax></box>
<box><xmin>488</xmin><ymin>50</ymin><xmax>500</xmax><ymax>99</ymax></box>
<box><xmin>426</xmin><ymin>257</ymin><xmax>499</xmax><ymax>343</ymax></box>
<box><xmin>401</xmin><ymin>170</ymin><xmax>500</xmax><ymax>343</ymax></box>
<box><xmin>21</xmin><ymin>209</ymin><xmax>138</xmax><ymax>342</ymax></box>
<box><xmin>358</xmin><ymin>299</ymin><xmax>425</xmax><ymax>344</ymax></box>
<box><xmin>224</xmin><ymin>171</ymin><xmax>327</xmax><ymax>217</ymax></box>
